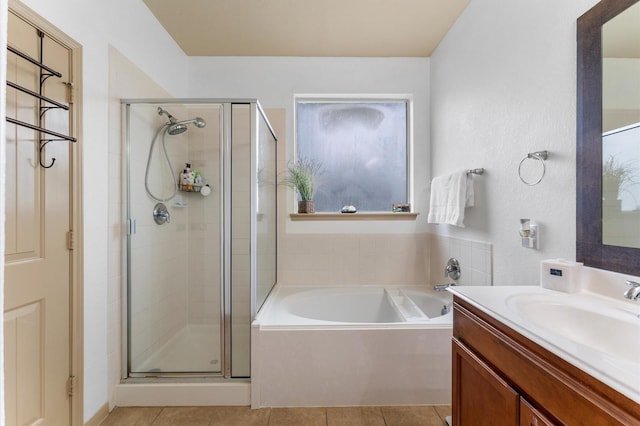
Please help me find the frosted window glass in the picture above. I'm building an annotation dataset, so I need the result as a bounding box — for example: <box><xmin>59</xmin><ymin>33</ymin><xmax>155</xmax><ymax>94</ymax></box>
<box><xmin>296</xmin><ymin>101</ymin><xmax>408</xmax><ymax>212</ymax></box>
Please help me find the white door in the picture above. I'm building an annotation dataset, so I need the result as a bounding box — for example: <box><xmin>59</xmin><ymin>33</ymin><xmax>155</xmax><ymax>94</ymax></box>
<box><xmin>4</xmin><ymin>11</ymin><xmax>75</xmax><ymax>425</ymax></box>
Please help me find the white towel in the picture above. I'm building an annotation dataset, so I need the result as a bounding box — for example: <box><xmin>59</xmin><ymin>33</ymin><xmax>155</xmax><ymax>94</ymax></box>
<box><xmin>428</xmin><ymin>170</ymin><xmax>475</xmax><ymax>227</ymax></box>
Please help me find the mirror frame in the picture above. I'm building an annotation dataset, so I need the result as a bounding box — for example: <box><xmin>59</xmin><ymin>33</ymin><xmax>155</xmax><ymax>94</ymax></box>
<box><xmin>577</xmin><ymin>0</ymin><xmax>640</xmax><ymax>276</ymax></box>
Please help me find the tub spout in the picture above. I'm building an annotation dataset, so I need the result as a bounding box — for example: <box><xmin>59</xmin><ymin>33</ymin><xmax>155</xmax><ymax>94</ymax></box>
<box><xmin>434</xmin><ymin>283</ymin><xmax>456</xmax><ymax>292</ymax></box>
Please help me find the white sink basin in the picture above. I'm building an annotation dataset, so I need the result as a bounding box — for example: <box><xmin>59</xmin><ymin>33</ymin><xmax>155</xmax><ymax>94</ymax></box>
<box><xmin>507</xmin><ymin>294</ymin><xmax>640</xmax><ymax>363</ymax></box>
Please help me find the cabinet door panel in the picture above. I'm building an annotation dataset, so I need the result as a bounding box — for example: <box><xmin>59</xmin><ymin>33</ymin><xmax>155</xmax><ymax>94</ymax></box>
<box><xmin>453</xmin><ymin>338</ymin><xmax>519</xmax><ymax>426</ymax></box>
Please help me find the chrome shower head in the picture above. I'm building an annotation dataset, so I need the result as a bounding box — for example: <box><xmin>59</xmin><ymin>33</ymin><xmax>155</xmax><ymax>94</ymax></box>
<box><xmin>167</xmin><ymin>123</ymin><xmax>188</xmax><ymax>135</ymax></box>
<box><xmin>158</xmin><ymin>107</ymin><xmax>207</xmax><ymax>135</ymax></box>
<box><xmin>166</xmin><ymin>117</ymin><xmax>206</xmax><ymax>135</ymax></box>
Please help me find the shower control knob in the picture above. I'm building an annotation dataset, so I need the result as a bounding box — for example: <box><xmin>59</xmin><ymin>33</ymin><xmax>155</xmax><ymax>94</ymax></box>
<box><xmin>153</xmin><ymin>203</ymin><xmax>170</xmax><ymax>225</ymax></box>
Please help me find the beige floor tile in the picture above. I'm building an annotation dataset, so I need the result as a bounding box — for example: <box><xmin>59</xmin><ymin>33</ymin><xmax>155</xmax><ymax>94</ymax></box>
<box><xmin>100</xmin><ymin>406</ymin><xmax>162</xmax><ymax>426</ymax></box>
<box><xmin>151</xmin><ymin>406</ymin><xmax>215</xmax><ymax>426</ymax></box>
<box><xmin>209</xmin><ymin>406</ymin><xmax>271</xmax><ymax>426</ymax></box>
<box><xmin>433</xmin><ymin>405</ymin><xmax>452</xmax><ymax>424</ymax></box>
<box><xmin>268</xmin><ymin>407</ymin><xmax>326</xmax><ymax>426</ymax></box>
<box><xmin>326</xmin><ymin>406</ymin><xmax>385</xmax><ymax>426</ymax></box>
<box><xmin>100</xmin><ymin>404</ymin><xmax>452</xmax><ymax>426</ymax></box>
<box><xmin>381</xmin><ymin>406</ymin><xmax>445</xmax><ymax>426</ymax></box>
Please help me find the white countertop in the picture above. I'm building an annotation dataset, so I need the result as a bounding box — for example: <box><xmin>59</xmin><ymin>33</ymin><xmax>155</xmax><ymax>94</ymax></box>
<box><xmin>448</xmin><ymin>285</ymin><xmax>640</xmax><ymax>404</ymax></box>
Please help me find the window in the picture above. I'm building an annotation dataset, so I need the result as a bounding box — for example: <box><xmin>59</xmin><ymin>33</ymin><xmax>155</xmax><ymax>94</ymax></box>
<box><xmin>295</xmin><ymin>97</ymin><xmax>410</xmax><ymax>212</ymax></box>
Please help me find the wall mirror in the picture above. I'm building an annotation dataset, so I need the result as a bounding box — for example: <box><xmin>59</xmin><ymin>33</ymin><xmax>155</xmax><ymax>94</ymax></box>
<box><xmin>577</xmin><ymin>0</ymin><xmax>640</xmax><ymax>276</ymax></box>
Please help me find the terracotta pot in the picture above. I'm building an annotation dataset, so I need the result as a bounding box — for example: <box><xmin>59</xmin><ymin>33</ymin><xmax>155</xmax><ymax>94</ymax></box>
<box><xmin>298</xmin><ymin>200</ymin><xmax>315</xmax><ymax>214</ymax></box>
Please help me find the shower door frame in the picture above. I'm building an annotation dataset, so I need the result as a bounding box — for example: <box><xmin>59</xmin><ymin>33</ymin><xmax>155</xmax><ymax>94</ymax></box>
<box><xmin>121</xmin><ymin>99</ymin><xmax>277</xmax><ymax>381</ymax></box>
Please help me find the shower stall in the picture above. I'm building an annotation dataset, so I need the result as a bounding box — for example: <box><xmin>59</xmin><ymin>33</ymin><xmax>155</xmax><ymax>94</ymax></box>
<box><xmin>121</xmin><ymin>100</ymin><xmax>277</xmax><ymax>382</ymax></box>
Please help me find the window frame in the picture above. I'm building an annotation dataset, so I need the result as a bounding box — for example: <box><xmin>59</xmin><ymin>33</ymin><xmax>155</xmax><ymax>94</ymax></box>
<box><xmin>293</xmin><ymin>94</ymin><xmax>414</xmax><ymax>214</ymax></box>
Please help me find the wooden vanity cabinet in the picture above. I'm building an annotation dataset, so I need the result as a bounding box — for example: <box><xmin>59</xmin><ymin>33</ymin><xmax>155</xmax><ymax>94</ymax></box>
<box><xmin>452</xmin><ymin>297</ymin><xmax>640</xmax><ymax>426</ymax></box>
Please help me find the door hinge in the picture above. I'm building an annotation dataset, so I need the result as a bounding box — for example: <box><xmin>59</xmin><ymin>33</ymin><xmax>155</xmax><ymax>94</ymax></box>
<box><xmin>67</xmin><ymin>375</ymin><xmax>76</xmax><ymax>397</ymax></box>
<box><xmin>66</xmin><ymin>230</ymin><xmax>74</xmax><ymax>250</ymax></box>
<box><xmin>63</xmin><ymin>81</ymin><xmax>75</xmax><ymax>104</ymax></box>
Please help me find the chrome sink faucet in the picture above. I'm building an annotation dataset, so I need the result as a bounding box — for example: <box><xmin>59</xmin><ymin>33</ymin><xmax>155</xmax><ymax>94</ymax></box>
<box><xmin>623</xmin><ymin>280</ymin><xmax>640</xmax><ymax>301</ymax></box>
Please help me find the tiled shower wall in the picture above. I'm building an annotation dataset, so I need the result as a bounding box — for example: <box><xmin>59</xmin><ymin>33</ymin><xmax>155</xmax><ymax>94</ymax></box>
<box><xmin>184</xmin><ymin>106</ymin><xmax>222</xmax><ymax>326</ymax></box>
<box><xmin>127</xmin><ymin>104</ymin><xmax>190</xmax><ymax>370</ymax></box>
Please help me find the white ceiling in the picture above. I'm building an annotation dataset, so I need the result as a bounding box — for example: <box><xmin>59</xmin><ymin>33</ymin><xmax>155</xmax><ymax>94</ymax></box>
<box><xmin>142</xmin><ymin>0</ymin><xmax>471</xmax><ymax>57</ymax></box>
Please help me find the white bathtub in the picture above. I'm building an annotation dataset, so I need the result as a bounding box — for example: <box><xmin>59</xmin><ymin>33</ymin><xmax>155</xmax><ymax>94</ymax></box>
<box><xmin>251</xmin><ymin>285</ymin><xmax>453</xmax><ymax>408</ymax></box>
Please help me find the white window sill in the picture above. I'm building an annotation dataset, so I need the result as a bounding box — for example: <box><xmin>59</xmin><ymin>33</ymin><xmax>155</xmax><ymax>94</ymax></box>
<box><xmin>289</xmin><ymin>212</ymin><xmax>419</xmax><ymax>221</ymax></box>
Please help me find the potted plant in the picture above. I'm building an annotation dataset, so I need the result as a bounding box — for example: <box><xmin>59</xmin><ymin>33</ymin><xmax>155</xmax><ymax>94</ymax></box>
<box><xmin>603</xmin><ymin>155</ymin><xmax>637</xmax><ymax>211</ymax></box>
<box><xmin>283</xmin><ymin>157</ymin><xmax>322</xmax><ymax>213</ymax></box>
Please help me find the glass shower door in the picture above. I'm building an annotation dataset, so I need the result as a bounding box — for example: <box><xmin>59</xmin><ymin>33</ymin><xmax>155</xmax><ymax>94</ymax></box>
<box><xmin>126</xmin><ymin>102</ymin><xmax>223</xmax><ymax>375</ymax></box>
<box><xmin>124</xmin><ymin>100</ymin><xmax>277</xmax><ymax>379</ymax></box>
<box><xmin>228</xmin><ymin>102</ymin><xmax>277</xmax><ymax>377</ymax></box>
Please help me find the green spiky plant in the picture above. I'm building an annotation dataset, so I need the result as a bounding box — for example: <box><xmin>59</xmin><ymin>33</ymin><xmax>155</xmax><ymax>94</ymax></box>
<box><xmin>282</xmin><ymin>157</ymin><xmax>322</xmax><ymax>201</ymax></box>
<box><xmin>603</xmin><ymin>155</ymin><xmax>637</xmax><ymax>196</ymax></box>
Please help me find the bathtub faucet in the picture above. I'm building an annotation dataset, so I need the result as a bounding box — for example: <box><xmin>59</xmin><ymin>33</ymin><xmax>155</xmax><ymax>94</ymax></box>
<box><xmin>444</xmin><ymin>258</ymin><xmax>461</xmax><ymax>280</ymax></box>
<box><xmin>434</xmin><ymin>283</ymin><xmax>456</xmax><ymax>292</ymax></box>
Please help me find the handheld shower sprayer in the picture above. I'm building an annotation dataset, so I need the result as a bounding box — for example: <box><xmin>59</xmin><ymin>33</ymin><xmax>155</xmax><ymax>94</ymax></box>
<box><xmin>145</xmin><ymin>107</ymin><xmax>208</xmax><ymax>201</ymax></box>
<box><xmin>157</xmin><ymin>107</ymin><xmax>207</xmax><ymax>135</ymax></box>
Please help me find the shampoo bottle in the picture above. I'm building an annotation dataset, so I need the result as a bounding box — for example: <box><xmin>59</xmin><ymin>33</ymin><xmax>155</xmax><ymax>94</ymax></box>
<box><xmin>182</xmin><ymin>163</ymin><xmax>193</xmax><ymax>190</ymax></box>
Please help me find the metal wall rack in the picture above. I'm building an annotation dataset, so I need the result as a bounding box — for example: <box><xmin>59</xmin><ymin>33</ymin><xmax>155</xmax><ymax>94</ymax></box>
<box><xmin>5</xmin><ymin>31</ymin><xmax>76</xmax><ymax>169</ymax></box>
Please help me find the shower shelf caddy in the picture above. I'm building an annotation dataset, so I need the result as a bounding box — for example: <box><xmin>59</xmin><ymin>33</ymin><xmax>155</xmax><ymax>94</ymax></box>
<box><xmin>5</xmin><ymin>33</ymin><xmax>76</xmax><ymax>169</ymax></box>
<box><xmin>179</xmin><ymin>184</ymin><xmax>204</xmax><ymax>192</ymax></box>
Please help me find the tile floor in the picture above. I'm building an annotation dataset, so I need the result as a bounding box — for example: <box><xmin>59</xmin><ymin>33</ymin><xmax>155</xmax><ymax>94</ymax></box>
<box><xmin>100</xmin><ymin>405</ymin><xmax>452</xmax><ymax>425</ymax></box>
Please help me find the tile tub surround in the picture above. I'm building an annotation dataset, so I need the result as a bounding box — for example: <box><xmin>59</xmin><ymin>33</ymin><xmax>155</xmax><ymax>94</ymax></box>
<box><xmin>251</xmin><ymin>285</ymin><xmax>453</xmax><ymax>408</ymax></box>
<box><xmin>429</xmin><ymin>234</ymin><xmax>493</xmax><ymax>287</ymax></box>
<box><xmin>277</xmin><ymin>233</ymin><xmax>431</xmax><ymax>287</ymax></box>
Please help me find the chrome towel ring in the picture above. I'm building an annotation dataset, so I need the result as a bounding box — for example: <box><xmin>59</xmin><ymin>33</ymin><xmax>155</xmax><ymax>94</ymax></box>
<box><xmin>518</xmin><ymin>150</ymin><xmax>549</xmax><ymax>186</ymax></box>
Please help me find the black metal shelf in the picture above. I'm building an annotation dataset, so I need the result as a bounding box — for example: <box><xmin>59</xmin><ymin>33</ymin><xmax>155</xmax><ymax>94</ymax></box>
<box><xmin>5</xmin><ymin>38</ymin><xmax>75</xmax><ymax>168</ymax></box>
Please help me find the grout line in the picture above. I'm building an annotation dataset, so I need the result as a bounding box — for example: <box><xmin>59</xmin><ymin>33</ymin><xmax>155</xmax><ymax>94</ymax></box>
<box><xmin>148</xmin><ymin>406</ymin><xmax>163</xmax><ymax>425</ymax></box>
